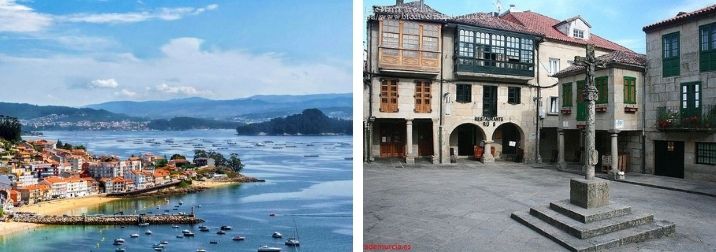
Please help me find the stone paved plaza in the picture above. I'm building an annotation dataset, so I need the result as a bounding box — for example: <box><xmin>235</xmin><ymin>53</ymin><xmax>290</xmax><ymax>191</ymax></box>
<box><xmin>364</xmin><ymin>160</ymin><xmax>716</xmax><ymax>251</ymax></box>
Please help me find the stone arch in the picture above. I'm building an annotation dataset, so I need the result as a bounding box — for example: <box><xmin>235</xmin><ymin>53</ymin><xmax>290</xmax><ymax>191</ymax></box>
<box><xmin>448</xmin><ymin>123</ymin><xmax>487</xmax><ymax>157</ymax></box>
<box><xmin>491</xmin><ymin>122</ymin><xmax>526</xmax><ymax>161</ymax></box>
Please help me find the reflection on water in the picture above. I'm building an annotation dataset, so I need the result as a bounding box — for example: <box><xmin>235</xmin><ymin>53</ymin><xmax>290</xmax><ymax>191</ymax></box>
<box><xmin>2</xmin><ymin>130</ymin><xmax>352</xmax><ymax>252</ymax></box>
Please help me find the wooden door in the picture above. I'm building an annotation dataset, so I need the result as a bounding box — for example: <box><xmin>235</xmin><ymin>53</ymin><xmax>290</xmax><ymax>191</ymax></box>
<box><xmin>379</xmin><ymin>122</ymin><xmax>405</xmax><ymax>158</ymax></box>
<box><xmin>654</xmin><ymin>141</ymin><xmax>684</xmax><ymax>178</ymax></box>
<box><xmin>417</xmin><ymin>123</ymin><xmax>433</xmax><ymax>156</ymax></box>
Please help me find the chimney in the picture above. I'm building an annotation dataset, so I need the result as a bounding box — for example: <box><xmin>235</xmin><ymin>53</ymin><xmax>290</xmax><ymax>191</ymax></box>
<box><xmin>396</xmin><ymin>0</ymin><xmax>403</xmax><ymax>5</ymax></box>
<box><xmin>509</xmin><ymin>4</ymin><xmax>516</xmax><ymax>12</ymax></box>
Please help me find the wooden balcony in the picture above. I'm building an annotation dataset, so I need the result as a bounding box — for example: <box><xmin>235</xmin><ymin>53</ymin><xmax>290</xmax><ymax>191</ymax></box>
<box><xmin>378</xmin><ymin>47</ymin><xmax>440</xmax><ymax>74</ymax></box>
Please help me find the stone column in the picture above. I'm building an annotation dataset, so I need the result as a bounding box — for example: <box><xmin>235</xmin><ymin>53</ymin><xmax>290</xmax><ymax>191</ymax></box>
<box><xmin>558</xmin><ymin>128</ymin><xmax>566</xmax><ymax>170</ymax></box>
<box><xmin>482</xmin><ymin>140</ymin><xmax>495</xmax><ymax>163</ymax></box>
<box><xmin>405</xmin><ymin>119</ymin><xmax>414</xmax><ymax>164</ymax></box>
<box><xmin>432</xmin><ymin>119</ymin><xmax>439</xmax><ymax>164</ymax></box>
<box><xmin>609</xmin><ymin>131</ymin><xmax>624</xmax><ymax>179</ymax></box>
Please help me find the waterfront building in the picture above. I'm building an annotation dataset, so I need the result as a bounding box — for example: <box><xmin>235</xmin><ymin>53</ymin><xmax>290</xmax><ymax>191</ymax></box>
<box><xmin>16</xmin><ymin>172</ymin><xmax>37</xmax><ymax>187</ymax></box>
<box><xmin>18</xmin><ymin>184</ymin><xmax>50</xmax><ymax>204</ymax></box>
<box><xmin>124</xmin><ymin>169</ymin><xmax>150</xmax><ymax>189</ymax></box>
<box><xmin>554</xmin><ymin>50</ymin><xmax>646</xmax><ymax>172</ymax></box>
<box><xmin>642</xmin><ymin>4</ymin><xmax>716</xmax><ymax>181</ymax></box>
<box><xmin>65</xmin><ymin>176</ymin><xmax>91</xmax><ymax>197</ymax></box>
<box><xmin>363</xmin><ymin>1</ymin><xmax>631</xmax><ymax>164</ymax></box>
<box><xmin>41</xmin><ymin>176</ymin><xmax>68</xmax><ymax>199</ymax></box>
<box><xmin>88</xmin><ymin>159</ymin><xmax>127</xmax><ymax>179</ymax></box>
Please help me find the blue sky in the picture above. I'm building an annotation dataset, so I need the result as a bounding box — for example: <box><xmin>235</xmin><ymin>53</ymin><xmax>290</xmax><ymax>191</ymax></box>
<box><xmin>0</xmin><ymin>0</ymin><xmax>351</xmax><ymax>106</ymax></box>
<box><xmin>364</xmin><ymin>0</ymin><xmax>716</xmax><ymax>53</ymax></box>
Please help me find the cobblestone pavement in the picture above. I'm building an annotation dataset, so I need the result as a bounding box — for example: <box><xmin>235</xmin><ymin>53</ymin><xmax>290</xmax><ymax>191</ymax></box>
<box><xmin>363</xmin><ymin>160</ymin><xmax>716</xmax><ymax>251</ymax></box>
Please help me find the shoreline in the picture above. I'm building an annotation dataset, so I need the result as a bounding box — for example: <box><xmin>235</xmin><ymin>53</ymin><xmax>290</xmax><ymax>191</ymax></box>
<box><xmin>0</xmin><ymin>179</ymin><xmax>244</xmax><ymax>238</ymax></box>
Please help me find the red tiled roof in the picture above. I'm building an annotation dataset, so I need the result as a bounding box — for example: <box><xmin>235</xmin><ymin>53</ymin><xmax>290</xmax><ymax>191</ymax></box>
<box><xmin>553</xmin><ymin>50</ymin><xmax>646</xmax><ymax>78</ymax></box>
<box><xmin>500</xmin><ymin>11</ymin><xmax>632</xmax><ymax>52</ymax></box>
<box><xmin>643</xmin><ymin>4</ymin><xmax>716</xmax><ymax>32</ymax></box>
<box><xmin>451</xmin><ymin>12</ymin><xmax>539</xmax><ymax>35</ymax></box>
<box><xmin>370</xmin><ymin>1</ymin><xmax>448</xmax><ymax>22</ymax></box>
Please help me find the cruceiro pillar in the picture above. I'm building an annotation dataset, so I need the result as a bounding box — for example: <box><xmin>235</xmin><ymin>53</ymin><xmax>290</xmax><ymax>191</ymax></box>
<box><xmin>482</xmin><ymin>140</ymin><xmax>495</xmax><ymax>163</ymax></box>
<box><xmin>557</xmin><ymin>128</ymin><xmax>566</xmax><ymax>170</ymax></box>
<box><xmin>405</xmin><ymin>119</ymin><xmax>414</xmax><ymax>164</ymax></box>
<box><xmin>609</xmin><ymin>131</ymin><xmax>624</xmax><ymax>180</ymax></box>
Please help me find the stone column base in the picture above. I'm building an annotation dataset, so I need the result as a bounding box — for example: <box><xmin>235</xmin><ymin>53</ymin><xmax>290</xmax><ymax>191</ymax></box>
<box><xmin>558</xmin><ymin>161</ymin><xmax>567</xmax><ymax>171</ymax></box>
<box><xmin>482</xmin><ymin>155</ymin><xmax>495</xmax><ymax>163</ymax></box>
<box><xmin>405</xmin><ymin>156</ymin><xmax>415</xmax><ymax>165</ymax></box>
<box><xmin>608</xmin><ymin>170</ymin><xmax>625</xmax><ymax>180</ymax></box>
<box><xmin>570</xmin><ymin>178</ymin><xmax>609</xmax><ymax>209</ymax></box>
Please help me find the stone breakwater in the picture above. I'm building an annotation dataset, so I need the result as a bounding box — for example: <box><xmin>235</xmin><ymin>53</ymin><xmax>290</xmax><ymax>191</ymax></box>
<box><xmin>12</xmin><ymin>214</ymin><xmax>204</xmax><ymax>225</ymax></box>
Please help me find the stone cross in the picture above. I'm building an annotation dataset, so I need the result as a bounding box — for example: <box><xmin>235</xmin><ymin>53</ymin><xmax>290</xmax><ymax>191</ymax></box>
<box><xmin>573</xmin><ymin>44</ymin><xmax>606</xmax><ymax>180</ymax></box>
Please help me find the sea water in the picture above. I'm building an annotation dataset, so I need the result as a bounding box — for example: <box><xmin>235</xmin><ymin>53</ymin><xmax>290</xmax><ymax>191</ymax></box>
<box><xmin>0</xmin><ymin>130</ymin><xmax>352</xmax><ymax>252</ymax></box>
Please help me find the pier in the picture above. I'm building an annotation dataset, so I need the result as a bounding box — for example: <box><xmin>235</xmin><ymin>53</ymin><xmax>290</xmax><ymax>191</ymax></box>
<box><xmin>11</xmin><ymin>213</ymin><xmax>204</xmax><ymax>225</ymax></box>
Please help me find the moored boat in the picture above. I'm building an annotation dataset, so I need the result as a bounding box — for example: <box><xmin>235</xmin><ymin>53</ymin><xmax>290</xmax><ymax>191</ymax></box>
<box><xmin>220</xmin><ymin>225</ymin><xmax>232</xmax><ymax>231</ymax></box>
<box><xmin>257</xmin><ymin>245</ymin><xmax>281</xmax><ymax>252</ymax></box>
<box><xmin>130</xmin><ymin>234</ymin><xmax>139</xmax><ymax>238</ymax></box>
<box><xmin>232</xmin><ymin>235</ymin><xmax>245</xmax><ymax>241</ymax></box>
<box><xmin>271</xmin><ymin>232</ymin><xmax>282</xmax><ymax>238</ymax></box>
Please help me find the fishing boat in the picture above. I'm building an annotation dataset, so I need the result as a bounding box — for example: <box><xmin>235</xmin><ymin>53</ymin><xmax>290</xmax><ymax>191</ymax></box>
<box><xmin>285</xmin><ymin>218</ymin><xmax>300</xmax><ymax>247</ymax></box>
<box><xmin>172</xmin><ymin>225</ymin><xmax>179</xmax><ymax>228</ymax></box>
<box><xmin>145</xmin><ymin>230</ymin><xmax>153</xmax><ymax>235</ymax></box>
<box><xmin>160</xmin><ymin>240</ymin><xmax>169</xmax><ymax>245</ymax></box>
<box><xmin>176</xmin><ymin>235</ymin><xmax>184</xmax><ymax>238</ymax></box>
<box><xmin>130</xmin><ymin>234</ymin><xmax>139</xmax><ymax>238</ymax></box>
<box><xmin>113</xmin><ymin>238</ymin><xmax>125</xmax><ymax>245</ymax></box>
<box><xmin>139</xmin><ymin>222</ymin><xmax>150</xmax><ymax>227</ymax></box>
<box><xmin>199</xmin><ymin>225</ymin><xmax>210</xmax><ymax>232</ymax></box>
<box><xmin>271</xmin><ymin>232</ymin><xmax>282</xmax><ymax>238</ymax></box>
<box><xmin>257</xmin><ymin>246</ymin><xmax>281</xmax><ymax>252</ymax></box>
<box><xmin>152</xmin><ymin>243</ymin><xmax>165</xmax><ymax>249</ymax></box>
<box><xmin>184</xmin><ymin>232</ymin><xmax>195</xmax><ymax>237</ymax></box>
<box><xmin>179</xmin><ymin>200</ymin><xmax>184</xmax><ymax>205</ymax></box>
<box><xmin>232</xmin><ymin>236</ymin><xmax>245</xmax><ymax>241</ymax></box>
<box><xmin>220</xmin><ymin>225</ymin><xmax>232</xmax><ymax>231</ymax></box>
<box><xmin>216</xmin><ymin>230</ymin><xmax>226</xmax><ymax>235</ymax></box>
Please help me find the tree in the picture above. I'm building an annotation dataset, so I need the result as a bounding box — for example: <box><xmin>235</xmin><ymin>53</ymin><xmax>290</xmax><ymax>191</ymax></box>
<box><xmin>170</xmin><ymin>154</ymin><xmax>186</xmax><ymax>160</ymax></box>
<box><xmin>193</xmin><ymin>149</ymin><xmax>208</xmax><ymax>164</ymax></box>
<box><xmin>228</xmin><ymin>153</ymin><xmax>244</xmax><ymax>172</ymax></box>
<box><xmin>0</xmin><ymin>115</ymin><xmax>21</xmax><ymax>142</ymax></box>
<box><xmin>155</xmin><ymin>159</ymin><xmax>168</xmax><ymax>168</ymax></box>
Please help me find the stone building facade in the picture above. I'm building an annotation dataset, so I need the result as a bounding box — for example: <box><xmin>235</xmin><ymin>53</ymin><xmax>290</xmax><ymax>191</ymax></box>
<box><xmin>363</xmin><ymin>1</ymin><xmax>632</xmax><ymax>164</ymax></box>
<box><xmin>642</xmin><ymin>5</ymin><xmax>716</xmax><ymax>181</ymax></box>
<box><xmin>554</xmin><ymin>51</ymin><xmax>646</xmax><ymax>174</ymax></box>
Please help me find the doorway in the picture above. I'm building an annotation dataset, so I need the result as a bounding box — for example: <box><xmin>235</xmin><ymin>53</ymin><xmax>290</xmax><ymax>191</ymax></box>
<box><xmin>654</xmin><ymin>140</ymin><xmax>684</xmax><ymax>178</ymax></box>
<box><xmin>379</xmin><ymin>121</ymin><xmax>405</xmax><ymax>158</ymax></box>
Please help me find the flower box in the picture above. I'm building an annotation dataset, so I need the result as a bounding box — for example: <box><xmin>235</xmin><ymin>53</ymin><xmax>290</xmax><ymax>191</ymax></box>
<box><xmin>561</xmin><ymin>108</ymin><xmax>572</xmax><ymax>115</ymax></box>
<box><xmin>624</xmin><ymin>106</ymin><xmax>638</xmax><ymax>113</ymax></box>
<box><xmin>595</xmin><ymin>105</ymin><xmax>607</xmax><ymax>113</ymax></box>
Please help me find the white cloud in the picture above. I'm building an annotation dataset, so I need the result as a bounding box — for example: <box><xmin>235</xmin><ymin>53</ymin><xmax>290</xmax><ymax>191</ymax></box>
<box><xmin>115</xmin><ymin>89</ymin><xmax>137</xmax><ymax>97</ymax></box>
<box><xmin>0</xmin><ymin>37</ymin><xmax>351</xmax><ymax>106</ymax></box>
<box><xmin>88</xmin><ymin>78</ymin><xmax>119</xmax><ymax>88</ymax></box>
<box><xmin>155</xmin><ymin>83</ymin><xmax>201</xmax><ymax>95</ymax></box>
<box><xmin>0</xmin><ymin>0</ymin><xmax>52</xmax><ymax>32</ymax></box>
<box><xmin>56</xmin><ymin>4</ymin><xmax>219</xmax><ymax>24</ymax></box>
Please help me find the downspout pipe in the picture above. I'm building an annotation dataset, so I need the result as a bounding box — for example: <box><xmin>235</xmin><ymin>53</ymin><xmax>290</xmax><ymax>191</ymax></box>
<box><xmin>438</xmin><ymin>23</ymin><xmax>445</xmax><ymax>164</ymax></box>
<box><xmin>641</xmin><ymin>67</ymin><xmax>646</xmax><ymax>174</ymax></box>
<box><xmin>365</xmin><ymin>20</ymin><xmax>374</xmax><ymax>163</ymax></box>
<box><xmin>535</xmin><ymin>41</ymin><xmax>541</xmax><ymax>163</ymax></box>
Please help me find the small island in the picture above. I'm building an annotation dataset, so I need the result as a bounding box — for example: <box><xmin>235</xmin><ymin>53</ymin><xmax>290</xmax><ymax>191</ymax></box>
<box><xmin>236</xmin><ymin>108</ymin><xmax>352</xmax><ymax>135</ymax></box>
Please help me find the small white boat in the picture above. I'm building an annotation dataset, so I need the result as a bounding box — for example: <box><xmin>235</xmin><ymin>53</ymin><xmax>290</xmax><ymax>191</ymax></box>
<box><xmin>113</xmin><ymin>238</ymin><xmax>125</xmax><ymax>245</ymax></box>
<box><xmin>115</xmin><ymin>248</ymin><xmax>126</xmax><ymax>252</ymax></box>
<box><xmin>184</xmin><ymin>231</ymin><xmax>195</xmax><ymax>237</ymax></box>
<box><xmin>145</xmin><ymin>230</ymin><xmax>153</xmax><ymax>235</ymax></box>
<box><xmin>139</xmin><ymin>222</ymin><xmax>150</xmax><ymax>227</ymax></box>
<box><xmin>172</xmin><ymin>225</ymin><xmax>179</xmax><ymax>228</ymax></box>
<box><xmin>271</xmin><ymin>232</ymin><xmax>282</xmax><ymax>238</ymax></box>
<box><xmin>196</xmin><ymin>249</ymin><xmax>207</xmax><ymax>252</ymax></box>
<box><xmin>179</xmin><ymin>200</ymin><xmax>184</xmax><ymax>205</ymax></box>
<box><xmin>182</xmin><ymin>229</ymin><xmax>191</xmax><ymax>234</ymax></box>
<box><xmin>216</xmin><ymin>230</ymin><xmax>226</xmax><ymax>235</ymax></box>
<box><xmin>160</xmin><ymin>240</ymin><xmax>169</xmax><ymax>245</ymax></box>
<box><xmin>232</xmin><ymin>235</ymin><xmax>245</xmax><ymax>241</ymax></box>
<box><xmin>285</xmin><ymin>238</ymin><xmax>300</xmax><ymax>246</ymax></box>
<box><xmin>130</xmin><ymin>234</ymin><xmax>139</xmax><ymax>238</ymax></box>
<box><xmin>176</xmin><ymin>235</ymin><xmax>184</xmax><ymax>238</ymax></box>
<box><xmin>257</xmin><ymin>246</ymin><xmax>281</xmax><ymax>252</ymax></box>
<box><xmin>220</xmin><ymin>225</ymin><xmax>232</xmax><ymax>231</ymax></box>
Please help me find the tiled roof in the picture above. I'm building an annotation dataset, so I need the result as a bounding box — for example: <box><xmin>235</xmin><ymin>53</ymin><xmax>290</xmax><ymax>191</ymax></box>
<box><xmin>553</xmin><ymin>50</ymin><xmax>646</xmax><ymax>78</ymax></box>
<box><xmin>643</xmin><ymin>4</ymin><xmax>716</xmax><ymax>32</ymax></box>
<box><xmin>451</xmin><ymin>12</ymin><xmax>539</xmax><ymax>35</ymax></box>
<box><xmin>500</xmin><ymin>11</ymin><xmax>632</xmax><ymax>52</ymax></box>
<box><xmin>370</xmin><ymin>1</ymin><xmax>448</xmax><ymax>22</ymax></box>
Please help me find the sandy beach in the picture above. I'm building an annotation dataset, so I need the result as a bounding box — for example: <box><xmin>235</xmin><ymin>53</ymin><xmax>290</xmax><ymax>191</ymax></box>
<box><xmin>13</xmin><ymin>195</ymin><xmax>121</xmax><ymax>216</ymax></box>
<box><xmin>0</xmin><ymin>222</ymin><xmax>41</xmax><ymax>237</ymax></box>
<box><xmin>192</xmin><ymin>180</ymin><xmax>240</xmax><ymax>188</ymax></box>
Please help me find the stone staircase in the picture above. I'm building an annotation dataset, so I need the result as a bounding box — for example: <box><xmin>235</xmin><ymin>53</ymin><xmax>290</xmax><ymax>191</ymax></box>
<box><xmin>511</xmin><ymin>199</ymin><xmax>675</xmax><ymax>251</ymax></box>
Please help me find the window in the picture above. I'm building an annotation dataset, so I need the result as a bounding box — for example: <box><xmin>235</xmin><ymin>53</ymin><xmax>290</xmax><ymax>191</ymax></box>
<box><xmin>456</xmin><ymin>84</ymin><xmax>471</xmax><ymax>103</ymax></box>
<box><xmin>456</xmin><ymin>27</ymin><xmax>534</xmax><ymax>75</ymax></box>
<box><xmin>696</xmin><ymin>142</ymin><xmax>716</xmax><ymax>165</ymax></box>
<box><xmin>624</xmin><ymin>76</ymin><xmax>636</xmax><ymax>104</ymax></box>
<box><xmin>483</xmin><ymin>86</ymin><xmax>497</xmax><ymax>117</ymax></box>
<box><xmin>414</xmin><ymin>81</ymin><xmax>431</xmax><ymax>113</ymax></box>
<box><xmin>662</xmin><ymin>32</ymin><xmax>680</xmax><ymax>77</ymax></box>
<box><xmin>549</xmin><ymin>97</ymin><xmax>559</xmax><ymax>114</ymax></box>
<box><xmin>380</xmin><ymin>79</ymin><xmax>399</xmax><ymax>113</ymax></box>
<box><xmin>380</xmin><ymin>20</ymin><xmax>441</xmax><ymax>69</ymax></box>
<box><xmin>573</xmin><ymin>29</ymin><xmax>584</xmax><ymax>39</ymax></box>
<box><xmin>595</xmin><ymin>76</ymin><xmax>608</xmax><ymax>104</ymax></box>
<box><xmin>681</xmin><ymin>81</ymin><xmax>701</xmax><ymax>117</ymax></box>
<box><xmin>562</xmin><ymin>83</ymin><xmax>572</xmax><ymax>107</ymax></box>
<box><xmin>699</xmin><ymin>22</ymin><xmax>716</xmax><ymax>72</ymax></box>
<box><xmin>549</xmin><ymin>58</ymin><xmax>560</xmax><ymax>75</ymax></box>
<box><xmin>508</xmin><ymin>87</ymin><xmax>521</xmax><ymax>104</ymax></box>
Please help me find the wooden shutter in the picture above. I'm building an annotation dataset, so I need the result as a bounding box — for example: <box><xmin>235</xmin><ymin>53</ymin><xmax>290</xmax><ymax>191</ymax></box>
<box><xmin>562</xmin><ymin>83</ymin><xmax>572</xmax><ymax>107</ymax></box>
<box><xmin>414</xmin><ymin>81</ymin><xmax>432</xmax><ymax>113</ymax></box>
<box><xmin>596</xmin><ymin>76</ymin><xmax>608</xmax><ymax>104</ymax></box>
<box><xmin>624</xmin><ymin>77</ymin><xmax>636</xmax><ymax>104</ymax></box>
<box><xmin>380</xmin><ymin>79</ymin><xmax>399</xmax><ymax>112</ymax></box>
<box><xmin>662</xmin><ymin>32</ymin><xmax>680</xmax><ymax>77</ymax></box>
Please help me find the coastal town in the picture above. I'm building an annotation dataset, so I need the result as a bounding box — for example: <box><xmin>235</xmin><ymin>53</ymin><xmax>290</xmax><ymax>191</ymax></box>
<box><xmin>0</xmin><ymin>137</ymin><xmax>245</xmax><ymax>215</ymax></box>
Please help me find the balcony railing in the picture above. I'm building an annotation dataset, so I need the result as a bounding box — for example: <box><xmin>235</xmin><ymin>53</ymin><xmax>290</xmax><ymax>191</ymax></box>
<box><xmin>378</xmin><ymin>47</ymin><xmax>440</xmax><ymax>73</ymax></box>
<box><xmin>656</xmin><ymin>105</ymin><xmax>716</xmax><ymax>131</ymax></box>
<box><xmin>455</xmin><ymin>57</ymin><xmax>534</xmax><ymax>77</ymax></box>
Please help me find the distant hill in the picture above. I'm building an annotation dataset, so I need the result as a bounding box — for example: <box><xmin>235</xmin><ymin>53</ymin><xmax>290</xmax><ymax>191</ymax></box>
<box><xmin>147</xmin><ymin>117</ymin><xmax>242</xmax><ymax>130</ymax></box>
<box><xmin>85</xmin><ymin>93</ymin><xmax>352</xmax><ymax>121</ymax></box>
<box><xmin>0</xmin><ymin>102</ymin><xmax>140</xmax><ymax>121</ymax></box>
<box><xmin>236</xmin><ymin>108</ymin><xmax>352</xmax><ymax>135</ymax></box>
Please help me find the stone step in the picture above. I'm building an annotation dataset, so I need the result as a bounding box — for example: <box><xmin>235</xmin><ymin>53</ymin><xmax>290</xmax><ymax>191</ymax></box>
<box><xmin>550</xmin><ymin>199</ymin><xmax>632</xmax><ymax>224</ymax></box>
<box><xmin>530</xmin><ymin>205</ymin><xmax>653</xmax><ymax>239</ymax></box>
<box><xmin>511</xmin><ymin>210</ymin><xmax>675</xmax><ymax>252</ymax></box>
